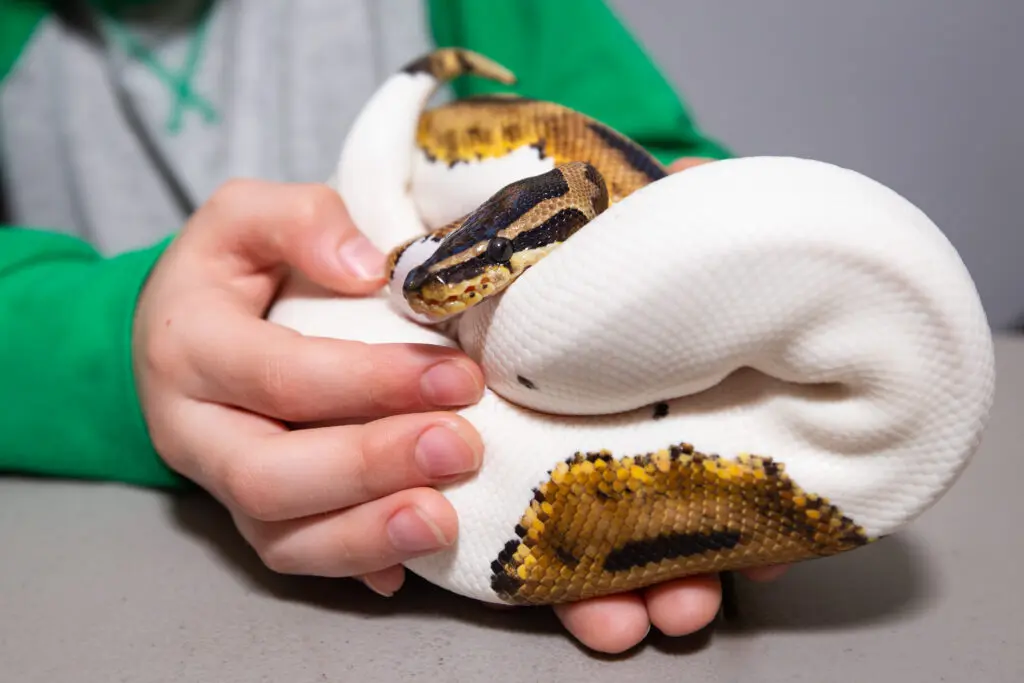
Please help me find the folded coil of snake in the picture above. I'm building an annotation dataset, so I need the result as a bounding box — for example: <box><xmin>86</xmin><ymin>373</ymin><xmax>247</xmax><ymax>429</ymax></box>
<box><xmin>267</xmin><ymin>48</ymin><xmax>995</xmax><ymax>606</ymax></box>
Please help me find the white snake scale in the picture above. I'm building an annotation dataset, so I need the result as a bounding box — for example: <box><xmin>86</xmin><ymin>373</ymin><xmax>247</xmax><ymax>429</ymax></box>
<box><xmin>267</xmin><ymin>49</ymin><xmax>995</xmax><ymax>605</ymax></box>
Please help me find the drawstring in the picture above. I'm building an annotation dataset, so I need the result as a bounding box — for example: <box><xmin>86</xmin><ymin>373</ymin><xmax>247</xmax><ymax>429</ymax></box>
<box><xmin>101</xmin><ymin>1</ymin><xmax>220</xmax><ymax>136</ymax></box>
<box><xmin>67</xmin><ymin>0</ymin><xmax>201</xmax><ymax>217</ymax></box>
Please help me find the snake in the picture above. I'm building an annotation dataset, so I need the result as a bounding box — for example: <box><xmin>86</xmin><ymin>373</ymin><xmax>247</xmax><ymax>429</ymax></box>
<box><xmin>266</xmin><ymin>48</ymin><xmax>995</xmax><ymax>605</ymax></box>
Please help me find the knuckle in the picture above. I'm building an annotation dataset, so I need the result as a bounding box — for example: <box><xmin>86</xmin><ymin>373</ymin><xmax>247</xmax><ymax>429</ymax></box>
<box><xmin>291</xmin><ymin>184</ymin><xmax>342</xmax><ymax>235</ymax></box>
<box><xmin>138</xmin><ymin>307</ymin><xmax>189</xmax><ymax>382</ymax></box>
<box><xmin>347</xmin><ymin>433</ymin><xmax>375</xmax><ymax>500</ymax></box>
<box><xmin>252</xmin><ymin>344</ymin><xmax>311</xmax><ymax>422</ymax></box>
<box><xmin>257</xmin><ymin>540</ymin><xmax>301</xmax><ymax>575</ymax></box>
<box><xmin>333</xmin><ymin>533</ymin><xmax>361</xmax><ymax>574</ymax></box>
<box><xmin>346</xmin><ymin>344</ymin><xmax>395</xmax><ymax>414</ymax></box>
<box><xmin>145</xmin><ymin>422</ymin><xmax>180</xmax><ymax>469</ymax></box>
<box><xmin>221</xmin><ymin>458</ymin><xmax>281</xmax><ymax>522</ymax></box>
<box><xmin>209</xmin><ymin>178</ymin><xmax>258</xmax><ymax>212</ymax></box>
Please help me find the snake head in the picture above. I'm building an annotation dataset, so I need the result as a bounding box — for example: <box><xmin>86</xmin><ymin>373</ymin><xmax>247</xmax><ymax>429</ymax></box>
<box><xmin>401</xmin><ymin>162</ymin><xmax>608</xmax><ymax>321</ymax></box>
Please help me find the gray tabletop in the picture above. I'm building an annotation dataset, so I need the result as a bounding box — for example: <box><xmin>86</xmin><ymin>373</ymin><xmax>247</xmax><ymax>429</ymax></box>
<box><xmin>3</xmin><ymin>335</ymin><xmax>1022</xmax><ymax>682</ymax></box>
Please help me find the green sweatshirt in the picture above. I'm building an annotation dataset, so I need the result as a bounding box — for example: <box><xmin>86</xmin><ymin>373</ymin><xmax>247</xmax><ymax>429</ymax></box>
<box><xmin>0</xmin><ymin>0</ymin><xmax>730</xmax><ymax>488</ymax></box>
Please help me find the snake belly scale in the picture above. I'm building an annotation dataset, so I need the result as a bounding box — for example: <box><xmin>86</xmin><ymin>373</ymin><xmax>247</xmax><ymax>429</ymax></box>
<box><xmin>266</xmin><ymin>49</ymin><xmax>995</xmax><ymax>605</ymax></box>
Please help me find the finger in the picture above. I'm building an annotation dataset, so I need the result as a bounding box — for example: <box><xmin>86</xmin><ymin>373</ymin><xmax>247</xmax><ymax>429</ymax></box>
<box><xmin>232</xmin><ymin>486</ymin><xmax>458</xmax><ymax>578</ymax></box>
<box><xmin>553</xmin><ymin>594</ymin><xmax>651</xmax><ymax>654</ymax></box>
<box><xmin>191</xmin><ymin>178</ymin><xmax>389</xmax><ymax>297</ymax></box>
<box><xmin>182</xmin><ymin>303</ymin><xmax>483</xmax><ymax>422</ymax></box>
<box><xmin>740</xmin><ymin>564</ymin><xmax>790</xmax><ymax>582</ymax></box>
<box><xmin>668</xmin><ymin>157</ymin><xmax>714</xmax><ymax>173</ymax></box>
<box><xmin>643</xmin><ymin>574</ymin><xmax>722</xmax><ymax>637</ymax></box>
<box><xmin>171</xmin><ymin>400</ymin><xmax>481</xmax><ymax>521</ymax></box>
<box><xmin>358</xmin><ymin>566</ymin><xmax>407</xmax><ymax>597</ymax></box>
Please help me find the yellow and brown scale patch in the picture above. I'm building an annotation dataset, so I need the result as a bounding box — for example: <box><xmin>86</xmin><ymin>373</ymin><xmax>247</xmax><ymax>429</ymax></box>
<box><xmin>490</xmin><ymin>444</ymin><xmax>869</xmax><ymax>605</ymax></box>
<box><xmin>417</xmin><ymin>96</ymin><xmax>666</xmax><ymax>205</ymax></box>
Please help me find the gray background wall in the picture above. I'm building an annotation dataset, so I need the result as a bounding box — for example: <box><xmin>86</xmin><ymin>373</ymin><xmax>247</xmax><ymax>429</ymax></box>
<box><xmin>611</xmin><ymin>0</ymin><xmax>1022</xmax><ymax>331</ymax></box>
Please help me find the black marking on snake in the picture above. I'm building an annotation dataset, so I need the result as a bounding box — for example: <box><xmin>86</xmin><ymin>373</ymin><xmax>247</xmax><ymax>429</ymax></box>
<box><xmin>511</xmin><ymin>207</ymin><xmax>590</xmax><ymax>252</ymax></box>
<box><xmin>403</xmin><ymin>168</ymin><xmax>576</xmax><ymax>293</ymax></box>
<box><xmin>452</xmin><ymin>49</ymin><xmax>474</xmax><ymax>74</ymax></box>
<box><xmin>491</xmin><ymin>566</ymin><xmax>521</xmax><ymax>597</ymax></box>
<box><xmin>652</xmin><ymin>402</ymin><xmax>669</xmax><ymax>419</ymax></box>
<box><xmin>517</xmin><ymin>375</ymin><xmax>537</xmax><ymax>389</ymax></box>
<box><xmin>602</xmin><ymin>530</ymin><xmax>743</xmax><ymax>572</ymax></box>
<box><xmin>586</xmin><ymin>122</ymin><xmax>667</xmax><ymax>182</ymax></box>
<box><xmin>400</xmin><ymin>53</ymin><xmax>434</xmax><ymax>75</ymax></box>
<box><xmin>423</xmin><ymin>255</ymin><xmax>493</xmax><ymax>288</ymax></box>
<box><xmin>497</xmin><ymin>539</ymin><xmax>520</xmax><ymax>565</ymax></box>
<box><xmin>530</xmin><ymin>139</ymin><xmax>547</xmax><ymax>159</ymax></box>
<box><xmin>555</xmin><ymin>546</ymin><xmax>579</xmax><ymax>567</ymax></box>
<box><xmin>584</xmin><ymin>161</ymin><xmax>604</xmax><ymax>189</ymax></box>
<box><xmin>428</xmin><ymin>167</ymin><xmax>569</xmax><ymax>260</ymax></box>
<box><xmin>491</xmin><ymin>538</ymin><xmax>526</xmax><ymax>597</ymax></box>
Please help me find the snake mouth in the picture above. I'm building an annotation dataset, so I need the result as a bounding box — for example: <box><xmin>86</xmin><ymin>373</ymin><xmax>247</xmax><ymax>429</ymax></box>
<box><xmin>405</xmin><ymin>246</ymin><xmax>560</xmax><ymax>320</ymax></box>
<box><xmin>407</xmin><ymin>268</ymin><xmax>513</xmax><ymax>320</ymax></box>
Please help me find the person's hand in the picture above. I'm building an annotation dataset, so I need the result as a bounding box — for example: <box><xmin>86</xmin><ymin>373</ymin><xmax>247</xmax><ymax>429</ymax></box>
<box><xmin>667</xmin><ymin>157</ymin><xmax>717</xmax><ymax>172</ymax></box>
<box><xmin>132</xmin><ymin>179</ymin><xmax>486</xmax><ymax>596</ymax></box>
<box><xmin>551</xmin><ymin>156</ymin><xmax>790</xmax><ymax>654</ymax></box>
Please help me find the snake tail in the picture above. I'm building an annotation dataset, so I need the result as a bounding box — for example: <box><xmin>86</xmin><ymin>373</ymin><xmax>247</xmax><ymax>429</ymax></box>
<box><xmin>401</xmin><ymin>47</ymin><xmax>516</xmax><ymax>86</ymax></box>
<box><xmin>335</xmin><ymin>49</ymin><xmax>519</xmax><ymax>253</ymax></box>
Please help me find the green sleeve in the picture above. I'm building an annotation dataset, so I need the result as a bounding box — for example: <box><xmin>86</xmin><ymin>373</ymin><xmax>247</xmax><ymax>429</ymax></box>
<box><xmin>0</xmin><ymin>229</ymin><xmax>185</xmax><ymax>488</ymax></box>
<box><xmin>0</xmin><ymin>0</ymin><xmax>47</xmax><ymax>83</ymax></box>
<box><xmin>426</xmin><ymin>0</ymin><xmax>732</xmax><ymax>165</ymax></box>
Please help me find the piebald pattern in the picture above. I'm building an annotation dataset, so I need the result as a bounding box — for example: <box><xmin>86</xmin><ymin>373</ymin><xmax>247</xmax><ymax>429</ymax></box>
<box><xmin>266</xmin><ymin>48</ymin><xmax>994</xmax><ymax>607</ymax></box>
<box><xmin>393</xmin><ymin>50</ymin><xmax>873</xmax><ymax>600</ymax></box>
<box><xmin>416</xmin><ymin>96</ymin><xmax>666</xmax><ymax>203</ymax></box>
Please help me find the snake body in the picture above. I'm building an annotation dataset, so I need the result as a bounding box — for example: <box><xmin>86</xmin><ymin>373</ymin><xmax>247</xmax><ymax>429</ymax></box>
<box><xmin>267</xmin><ymin>49</ymin><xmax>995</xmax><ymax>605</ymax></box>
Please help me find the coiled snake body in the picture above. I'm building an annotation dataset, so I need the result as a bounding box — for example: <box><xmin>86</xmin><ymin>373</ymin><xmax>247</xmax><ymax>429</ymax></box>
<box><xmin>268</xmin><ymin>49</ymin><xmax>995</xmax><ymax>605</ymax></box>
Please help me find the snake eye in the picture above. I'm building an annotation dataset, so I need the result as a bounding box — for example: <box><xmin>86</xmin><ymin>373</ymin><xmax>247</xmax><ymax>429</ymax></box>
<box><xmin>486</xmin><ymin>237</ymin><xmax>514</xmax><ymax>263</ymax></box>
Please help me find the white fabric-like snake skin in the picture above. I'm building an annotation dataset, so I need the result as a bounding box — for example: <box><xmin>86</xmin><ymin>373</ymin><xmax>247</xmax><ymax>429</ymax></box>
<box><xmin>267</xmin><ymin>65</ymin><xmax>995</xmax><ymax>604</ymax></box>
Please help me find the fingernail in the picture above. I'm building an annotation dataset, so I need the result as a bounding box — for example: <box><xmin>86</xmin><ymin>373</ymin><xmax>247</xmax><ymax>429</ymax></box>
<box><xmin>387</xmin><ymin>506</ymin><xmax>451</xmax><ymax>553</ymax></box>
<box><xmin>338</xmin><ymin>235</ymin><xmax>387</xmax><ymax>281</ymax></box>
<box><xmin>415</xmin><ymin>424</ymin><xmax>480</xmax><ymax>480</ymax></box>
<box><xmin>421</xmin><ymin>361</ymin><xmax>482</xmax><ymax>407</ymax></box>
<box><xmin>360</xmin><ymin>575</ymin><xmax>395</xmax><ymax>598</ymax></box>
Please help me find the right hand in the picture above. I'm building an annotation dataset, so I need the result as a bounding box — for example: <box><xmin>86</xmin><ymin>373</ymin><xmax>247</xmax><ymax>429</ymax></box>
<box><xmin>131</xmin><ymin>178</ymin><xmax>486</xmax><ymax>596</ymax></box>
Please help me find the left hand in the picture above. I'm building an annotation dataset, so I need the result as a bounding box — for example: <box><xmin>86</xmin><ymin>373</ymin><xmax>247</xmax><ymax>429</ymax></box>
<box><xmin>553</xmin><ymin>157</ymin><xmax>790</xmax><ymax>654</ymax></box>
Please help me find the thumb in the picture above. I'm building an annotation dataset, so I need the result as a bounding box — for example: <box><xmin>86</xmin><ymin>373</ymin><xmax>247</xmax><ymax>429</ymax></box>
<box><xmin>190</xmin><ymin>178</ymin><xmax>389</xmax><ymax>297</ymax></box>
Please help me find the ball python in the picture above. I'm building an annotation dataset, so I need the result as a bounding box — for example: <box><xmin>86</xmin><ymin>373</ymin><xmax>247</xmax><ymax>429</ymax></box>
<box><xmin>267</xmin><ymin>48</ymin><xmax>995</xmax><ymax>605</ymax></box>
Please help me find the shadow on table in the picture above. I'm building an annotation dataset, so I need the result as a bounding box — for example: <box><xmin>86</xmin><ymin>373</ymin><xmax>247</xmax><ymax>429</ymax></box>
<box><xmin>169</xmin><ymin>490</ymin><xmax>938</xmax><ymax>656</ymax></box>
<box><xmin>717</xmin><ymin>532</ymin><xmax>937</xmax><ymax>634</ymax></box>
<box><xmin>168</xmin><ymin>492</ymin><xmax>565</xmax><ymax>631</ymax></box>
